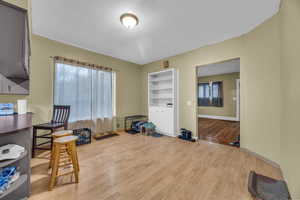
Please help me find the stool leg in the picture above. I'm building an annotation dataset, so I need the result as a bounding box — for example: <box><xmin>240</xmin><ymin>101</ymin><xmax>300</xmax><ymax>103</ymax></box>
<box><xmin>49</xmin><ymin>143</ymin><xmax>60</xmax><ymax>190</ymax></box>
<box><xmin>72</xmin><ymin>143</ymin><xmax>80</xmax><ymax>172</ymax></box>
<box><xmin>69</xmin><ymin>142</ymin><xmax>79</xmax><ymax>183</ymax></box>
<box><xmin>72</xmin><ymin>142</ymin><xmax>79</xmax><ymax>183</ymax></box>
<box><xmin>75</xmin><ymin>150</ymin><xmax>80</xmax><ymax>172</ymax></box>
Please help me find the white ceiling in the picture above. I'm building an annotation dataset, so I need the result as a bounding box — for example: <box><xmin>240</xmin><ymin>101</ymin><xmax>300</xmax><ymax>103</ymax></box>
<box><xmin>31</xmin><ymin>0</ymin><xmax>280</xmax><ymax>65</ymax></box>
<box><xmin>197</xmin><ymin>59</ymin><xmax>240</xmax><ymax>77</ymax></box>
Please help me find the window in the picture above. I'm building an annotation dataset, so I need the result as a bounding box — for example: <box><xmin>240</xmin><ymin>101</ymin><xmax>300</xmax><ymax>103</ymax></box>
<box><xmin>198</xmin><ymin>81</ymin><xmax>223</xmax><ymax>107</ymax></box>
<box><xmin>198</xmin><ymin>83</ymin><xmax>210</xmax><ymax>106</ymax></box>
<box><xmin>54</xmin><ymin>62</ymin><xmax>115</xmax><ymax>123</ymax></box>
<box><xmin>211</xmin><ymin>81</ymin><xmax>223</xmax><ymax>107</ymax></box>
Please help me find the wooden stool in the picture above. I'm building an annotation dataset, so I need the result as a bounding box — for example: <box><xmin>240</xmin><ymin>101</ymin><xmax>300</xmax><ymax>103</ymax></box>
<box><xmin>49</xmin><ymin>130</ymin><xmax>73</xmax><ymax>168</ymax></box>
<box><xmin>49</xmin><ymin>135</ymin><xmax>79</xmax><ymax>191</ymax></box>
<box><xmin>53</xmin><ymin>130</ymin><xmax>73</xmax><ymax>139</ymax></box>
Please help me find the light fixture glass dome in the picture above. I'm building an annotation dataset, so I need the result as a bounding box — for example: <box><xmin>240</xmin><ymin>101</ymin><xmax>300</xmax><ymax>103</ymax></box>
<box><xmin>120</xmin><ymin>13</ymin><xmax>139</xmax><ymax>29</ymax></box>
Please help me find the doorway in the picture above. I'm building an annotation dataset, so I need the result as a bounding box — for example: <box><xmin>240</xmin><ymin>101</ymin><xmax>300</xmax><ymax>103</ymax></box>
<box><xmin>196</xmin><ymin>58</ymin><xmax>240</xmax><ymax>147</ymax></box>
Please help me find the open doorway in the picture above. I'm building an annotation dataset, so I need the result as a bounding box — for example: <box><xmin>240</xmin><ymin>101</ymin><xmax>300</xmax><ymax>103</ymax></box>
<box><xmin>196</xmin><ymin>58</ymin><xmax>240</xmax><ymax>147</ymax></box>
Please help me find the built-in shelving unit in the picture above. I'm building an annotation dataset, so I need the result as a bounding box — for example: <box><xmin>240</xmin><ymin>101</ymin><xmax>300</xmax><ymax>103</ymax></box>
<box><xmin>148</xmin><ymin>69</ymin><xmax>178</xmax><ymax>137</ymax></box>
<box><xmin>149</xmin><ymin>70</ymin><xmax>174</xmax><ymax>107</ymax></box>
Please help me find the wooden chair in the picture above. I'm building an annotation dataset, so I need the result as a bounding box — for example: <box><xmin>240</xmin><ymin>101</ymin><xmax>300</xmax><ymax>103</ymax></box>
<box><xmin>49</xmin><ymin>135</ymin><xmax>79</xmax><ymax>190</ymax></box>
<box><xmin>32</xmin><ymin>105</ymin><xmax>71</xmax><ymax>158</ymax></box>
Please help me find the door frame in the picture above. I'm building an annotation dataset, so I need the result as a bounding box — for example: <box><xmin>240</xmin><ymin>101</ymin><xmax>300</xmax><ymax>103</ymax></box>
<box><xmin>236</xmin><ymin>79</ymin><xmax>240</xmax><ymax>121</ymax></box>
<box><xmin>196</xmin><ymin>58</ymin><xmax>241</xmax><ymax>141</ymax></box>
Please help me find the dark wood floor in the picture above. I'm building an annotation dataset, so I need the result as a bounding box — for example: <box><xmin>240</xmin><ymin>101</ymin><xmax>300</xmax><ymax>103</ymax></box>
<box><xmin>198</xmin><ymin>118</ymin><xmax>240</xmax><ymax>146</ymax></box>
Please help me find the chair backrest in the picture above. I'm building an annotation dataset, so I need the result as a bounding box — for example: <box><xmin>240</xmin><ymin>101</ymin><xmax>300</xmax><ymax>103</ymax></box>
<box><xmin>51</xmin><ymin>105</ymin><xmax>71</xmax><ymax>124</ymax></box>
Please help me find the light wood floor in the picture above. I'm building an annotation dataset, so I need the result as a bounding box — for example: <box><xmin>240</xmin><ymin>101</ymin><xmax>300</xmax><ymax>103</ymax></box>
<box><xmin>30</xmin><ymin>132</ymin><xmax>282</xmax><ymax>200</ymax></box>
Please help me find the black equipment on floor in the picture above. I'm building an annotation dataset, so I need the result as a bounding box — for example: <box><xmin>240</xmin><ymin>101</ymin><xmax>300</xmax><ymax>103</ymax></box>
<box><xmin>73</xmin><ymin>128</ymin><xmax>92</xmax><ymax>145</ymax></box>
<box><xmin>151</xmin><ymin>132</ymin><xmax>164</xmax><ymax>138</ymax></box>
<box><xmin>131</xmin><ymin>121</ymin><xmax>147</xmax><ymax>133</ymax></box>
<box><xmin>178</xmin><ymin>128</ymin><xmax>196</xmax><ymax>142</ymax></box>
<box><xmin>248</xmin><ymin>171</ymin><xmax>291</xmax><ymax>200</ymax></box>
<box><xmin>124</xmin><ymin>115</ymin><xmax>148</xmax><ymax>134</ymax></box>
<box><xmin>229</xmin><ymin>135</ymin><xmax>240</xmax><ymax>147</ymax></box>
<box><xmin>93</xmin><ymin>132</ymin><xmax>119</xmax><ymax>140</ymax></box>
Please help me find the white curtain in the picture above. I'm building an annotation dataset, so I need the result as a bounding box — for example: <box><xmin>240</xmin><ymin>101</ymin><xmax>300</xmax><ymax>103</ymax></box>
<box><xmin>54</xmin><ymin>62</ymin><xmax>114</xmax><ymax>133</ymax></box>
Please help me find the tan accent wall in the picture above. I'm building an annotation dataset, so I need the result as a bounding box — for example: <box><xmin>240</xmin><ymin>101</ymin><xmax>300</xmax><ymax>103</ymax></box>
<box><xmin>280</xmin><ymin>0</ymin><xmax>300</xmax><ymax>198</ymax></box>
<box><xmin>241</xmin><ymin>14</ymin><xmax>281</xmax><ymax>166</ymax></box>
<box><xmin>197</xmin><ymin>72</ymin><xmax>239</xmax><ymax>117</ymax></box>
<box><xmin>0</xmin><ymin>0</ymin><xmax>142</xmax><ymax>129</ymax></box>
<box><xmin>141</xmin><ymin>14</ymin><xmax>281</xmax><ymax>164</ymax></box>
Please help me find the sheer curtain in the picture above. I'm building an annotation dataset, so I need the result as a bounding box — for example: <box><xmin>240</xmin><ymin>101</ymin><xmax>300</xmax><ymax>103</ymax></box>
<box><xmin>54</xmin><ymin>62</ymin><xmax>114</xmax><ymax>133</ymax></box>
<box><xmin>91</xmin><ymin>70</ymin><xmax>113</xmax><ymax>133</ymax></box>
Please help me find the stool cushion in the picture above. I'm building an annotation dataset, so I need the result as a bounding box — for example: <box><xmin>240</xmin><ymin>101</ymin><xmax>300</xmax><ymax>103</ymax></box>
<box><xmin>53</xmin><ymin>130</ymin><xmax>73</xmax><ymax>137</ymax></box>
<box><xmin>54</xmin><ymin>135</ymin><xmax>78</xmax><ymax>144</ymax></box>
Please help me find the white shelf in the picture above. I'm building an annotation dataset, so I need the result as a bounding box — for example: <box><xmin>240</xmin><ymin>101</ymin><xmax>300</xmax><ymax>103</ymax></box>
<box><xmin>149</xmin><ymin>70</ymin><xmax>173</xmax><ymax>83</ymax></box>
<box><xmin>150</xmin><ymin>104</ymin><xmax>173</xmax><ymax>108</ymax></box>
<box><xmin>151</xmin><ymin>93</ymin><xmax>173</xmax><ymax>99</ymax></box>
<box><xmin>150</xmin><ymin>98</ymin><xmax>173</xmax><ymax>100</ymax></box>
<box><xmin>150</xmin><ymin>78</ymin><xmax>172</xmax><ymax>82</ymax></box>
<box><xmin>150</xmin><ymin>87</ymin><xmax>172</xmax><ymax>91</ymax></box>
<box><xmin>0</xmin><ymin>150</ymin><xmax>28</xmax><ymax>168</ymax></box>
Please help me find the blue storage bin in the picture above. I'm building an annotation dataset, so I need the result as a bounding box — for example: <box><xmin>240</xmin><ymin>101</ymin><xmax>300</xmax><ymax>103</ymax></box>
<box><xmin>0</xmin><ymin>104</ymin><xmax>14</xmax><ymax>116</ymax></box>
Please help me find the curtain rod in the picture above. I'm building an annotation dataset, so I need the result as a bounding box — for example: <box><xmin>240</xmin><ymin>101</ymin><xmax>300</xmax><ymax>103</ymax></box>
<box><xmin>49</xmin><ymin>56</ymin><xmax>119</xmax><ymax>72</ymax></box>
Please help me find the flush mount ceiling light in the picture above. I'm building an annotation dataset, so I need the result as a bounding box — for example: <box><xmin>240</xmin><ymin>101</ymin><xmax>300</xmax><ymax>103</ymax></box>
<box><xmin>120</xmin><ymin>13</ymin><xmax>139</xmax><ymax>29</ymax></box>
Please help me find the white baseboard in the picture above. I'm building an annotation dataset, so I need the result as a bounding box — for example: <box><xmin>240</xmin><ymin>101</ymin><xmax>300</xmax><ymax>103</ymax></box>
<box><xmin>198</xmin><ymin>114</ymin><xmax>239</xmax><ymax>121</ymax></box>
<box><xmin>240</xmin><ymin>147</ymin><xmax>281</xmax><ymax>169</ymax></box>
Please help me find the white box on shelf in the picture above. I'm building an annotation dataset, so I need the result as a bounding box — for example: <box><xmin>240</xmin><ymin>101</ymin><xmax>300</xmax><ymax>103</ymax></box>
<box><xmin>17</xmin><ymin>100</ymin><xmax>27</xmax><ymax>115</ymax></box>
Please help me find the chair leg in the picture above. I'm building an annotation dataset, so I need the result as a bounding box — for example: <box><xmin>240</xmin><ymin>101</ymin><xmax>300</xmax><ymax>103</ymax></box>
<box><xmin>50</xmin><ymin>129</ymin><xmax>54</xmax><ymax>150</ymax></box>
<box><xmin>49</xmin><ymin>142</ymin><xmax>54</xmax><ymax>169</ymax></box>
<box><xmin>32</xmin><ymin>128</ymin><xmax>37</xmax><ymax>158</ymax></box>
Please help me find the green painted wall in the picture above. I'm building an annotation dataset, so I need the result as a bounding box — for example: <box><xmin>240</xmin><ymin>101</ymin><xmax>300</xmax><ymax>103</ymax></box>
<box><xmin>198</xmin><ymin>72</ymin><xmax>240</xmax><ymax>117</ymax></box>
